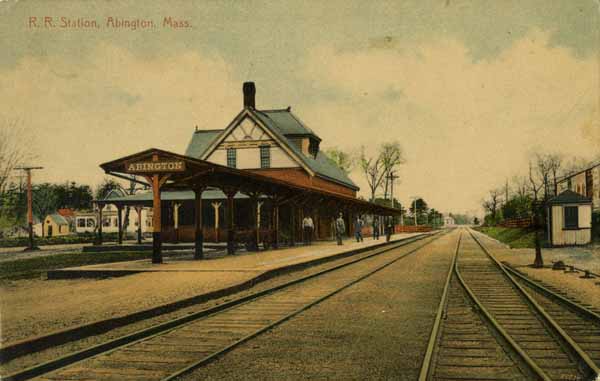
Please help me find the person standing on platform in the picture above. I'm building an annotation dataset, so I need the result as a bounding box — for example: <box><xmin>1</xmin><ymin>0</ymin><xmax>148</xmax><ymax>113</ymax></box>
<box><xmin>335</xmin><ymin>212</ymin><xmax>345</xmax><ymax>245</ymax></box>
<box><xmin>354</xmin><ymin>216</ymin><xmax>364</xmax><ymax>242</ymax></box>
<box><xmin>385</xmin><ymin>218</ymin><xmax>393</xmax><ymax>242</ymax></box>
<box><xmin>372</xmin><ymin>217</ymin><xmax>380</xmax><ymax>240</ymax></box>
<box><xmin>302</xmin><ymin>215</ymin><xmax>314</xmax><ymax>245</ymax></box>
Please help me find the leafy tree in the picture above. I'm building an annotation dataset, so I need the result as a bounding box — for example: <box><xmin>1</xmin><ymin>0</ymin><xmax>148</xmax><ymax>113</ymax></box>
<box><xmin>409</xmin><ymin>198</ymin><xmax>428</xmax><ymax>224</ymax></box>
<box><xmin>324</xmin><ymin>147</ymin><xmax>355</xmax><ymax>175</ymax></box>
<box><xmin>502</xmin><ymin>195</ymin><xmax>532</xmax><ymax>220</ymax></box>
<box><xmin>95</xmin><ymin>178</ymin><xmax>123</xmax><ymax>200</ymax></box>
<box><xmin>0</xmin><ymin>181</ymin><xmax>27</xmax><ymax>224</ymax></box>
<box><xmin>55</xmin><ymin>182</ymin><xmax>94</xmax><ymax>210</ymax></box>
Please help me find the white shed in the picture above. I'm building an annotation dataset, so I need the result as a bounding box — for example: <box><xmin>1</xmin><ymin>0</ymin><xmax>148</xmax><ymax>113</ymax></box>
<box><xmin>547</xmin><ymin>190</ymin><xmax>592</xmax><ymax>246</ymax></box>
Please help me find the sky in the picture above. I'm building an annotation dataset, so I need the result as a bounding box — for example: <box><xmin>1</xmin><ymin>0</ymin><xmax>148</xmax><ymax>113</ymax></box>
<box><xmin>1</xmin><ymin>0</ymin><xmax>599</xmax><ymax>217</ymax></box>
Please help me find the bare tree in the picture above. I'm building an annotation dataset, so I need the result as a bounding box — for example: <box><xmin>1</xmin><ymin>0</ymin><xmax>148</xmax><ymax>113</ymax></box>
<box><xmin>359</xmin><ymin>147</ymin><xmax>386</xmax><ymax>201</ymax></box>
<box><xmin>561</xmin><ymin>156</ymin><xmax>590</xmax><ymax>177</ymax></box>
<box><xmin>0</xmin><ymin>118</ymin><xmax>33</xmax><ymax>195</ymax></box>
<box><xmin>528</xmin><ymin>161</ymin><xmax>543</xmax><ymax>202</ymax></box>
<box><xmin>534</xmin><ymin>153</ymin><xmax>561</xmax><ymax>201</ymax></box>
<box><xmin>511</xmin><ymin>175</ymin><xmax>530</xmax><ymax>198</ymax></box>
<box><xmin>482</xmin><ymin>188</ymin><xmax>502</xmax><ymax>221</ymax></box>
<box><xmin>547</xmin><ymin>153</ymin><xmax>563</xmax><ymax>196</ymax></box>
<box><xmin>379</xmin><ymin>141</ymin><xmax>405</xmax><ymax>200</ymax></box>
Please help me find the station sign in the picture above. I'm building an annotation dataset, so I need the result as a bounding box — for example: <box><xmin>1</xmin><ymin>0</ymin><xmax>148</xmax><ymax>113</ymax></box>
<box><xmin>125</xmin><ymin>160</ymin><xmax>186</xmax><ymax>173</ymax></box>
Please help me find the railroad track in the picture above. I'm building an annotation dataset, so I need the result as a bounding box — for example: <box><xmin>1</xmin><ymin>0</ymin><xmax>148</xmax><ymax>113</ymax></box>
<box><xmin>421</xmin><ymin>228</ymin><xmax>600</xmax><ymax>381</ymax></box>
<box><xmin>5</xmin><ymin>231</ymin><xmax>446</xmax><ymax>381</ymax></box>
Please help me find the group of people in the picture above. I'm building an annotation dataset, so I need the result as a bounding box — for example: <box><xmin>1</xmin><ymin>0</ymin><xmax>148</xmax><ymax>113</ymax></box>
<box><xmin>302</xmin><ymin>212</ymin><xmax>394</xmax><ymax>246</ymax></box>
<box><xmin>333</xmin><ymin>213</ymin><xmax>393</xmax><ymax>245</ymax></box>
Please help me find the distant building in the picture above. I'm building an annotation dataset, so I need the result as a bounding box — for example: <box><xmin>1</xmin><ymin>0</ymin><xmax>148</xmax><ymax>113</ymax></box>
<box><xmin>556</xmin><ymin>161</ymin><xmax>600</xmax><ymax>211</ymax></box>
<box><xmin>443</xmin><ymin>215</ymin><xmax>455</xmax><ymax>226</ymax></box>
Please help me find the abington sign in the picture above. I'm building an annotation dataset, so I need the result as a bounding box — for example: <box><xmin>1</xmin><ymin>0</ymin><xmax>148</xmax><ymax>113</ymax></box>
<box><xmin>125</xmin><ymin>160</ymin><xmax>186</xmax><ymax>173</ymax></box>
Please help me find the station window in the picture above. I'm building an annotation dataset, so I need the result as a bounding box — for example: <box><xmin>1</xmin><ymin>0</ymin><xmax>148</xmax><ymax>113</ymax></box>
<box><xmin>87</xmin><ymin>219</ymin><xmax>95</xmax><ymax>227</ymax></box>
<box><xmin>102</xmin><ymin>218</ymin><xmax>111</xmax><ymax>227</ymax></box>
<box><xmin>564</xmin><ymin>206</ymin><xmax>579</xmax><ymax>229</ymax></box>
<box><xmin>227</xmin><ymin>148</ymin><xmax>237</xmax><ymax>168</ymax></box>
<box><xmin>260</xmin><ymin>145</ymin><xmax>270</xmax><ymax>169</ymax></box>
<box><xmin>77</xmin><ymin>218</ymin><xmax>86</xmax><ymax>228</ymax></box>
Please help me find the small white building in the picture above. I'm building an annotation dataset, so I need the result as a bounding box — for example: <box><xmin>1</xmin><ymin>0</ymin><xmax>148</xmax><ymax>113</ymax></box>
<box><xmin>443</xmin><ymin>215</ymin><xmax>455</xmax><ymax>227</ymax></box>
<box><xmin>74</xmin><ymin>206</ymin><xmax>151</xmax><ymax>235</ymax></box>
<box><xmin>547</xmin><ymin>190</ymin><xmax>592</xmax><ymax>246</ymax></box>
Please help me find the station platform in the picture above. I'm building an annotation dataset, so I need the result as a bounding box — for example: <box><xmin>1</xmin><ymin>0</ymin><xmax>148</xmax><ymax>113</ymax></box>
<box><xmin>2</xmin><ymin>232</ymin><xmax>432</xmax><ymax>348</ymax></box>
<box><xmin>47</xmin><ymin>233</ymin><xmax>427</xmax><ymax>279</ymax></box>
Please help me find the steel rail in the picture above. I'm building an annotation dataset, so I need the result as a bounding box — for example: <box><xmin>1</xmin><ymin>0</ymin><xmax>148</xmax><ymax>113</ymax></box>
<box><xmin>417</xmin><ymin>231</ymin><xmax>461</xmax><ymax>381</ymax></box>
<box><xmin>468</xmin><ymin>228</ymin><xmax>600</xmax><ymax>380</ymax></box>
<box><xmin>5</xmin><ymin>231</ymin><xmax>444</xmax><ymax>381</ymax></box>
<box><xmin>504</xmin><ymin>264</ymin><xmax>600</xmax><ymax>323</ymax></box>
<box><xmin>455</xmin><ymin>230</ymin><xmax>551</xmax><ymax>381</ymax></box>
<box><xmin>160</xmin><ymin>230</ymin><xmax>451</xmax><ymax>380</ymax></box>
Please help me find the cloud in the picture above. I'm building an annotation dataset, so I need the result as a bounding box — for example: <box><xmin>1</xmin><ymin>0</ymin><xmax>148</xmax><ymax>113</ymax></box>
<box><xmin>0</xmin><ymin>43</ymin><xmax>240</xmax><ymax>188</ymax></box>
<box><xmin>297</xmin><ymin>29</ymin><xmax>598</xmax><ymax>214</ymax></box>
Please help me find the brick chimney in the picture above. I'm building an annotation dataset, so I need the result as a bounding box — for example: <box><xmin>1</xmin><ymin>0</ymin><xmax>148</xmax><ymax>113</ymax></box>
<box><xmin>243</xmin><ymin>82</ymin><xmax>256</xmax><ymax>109</ymax></box>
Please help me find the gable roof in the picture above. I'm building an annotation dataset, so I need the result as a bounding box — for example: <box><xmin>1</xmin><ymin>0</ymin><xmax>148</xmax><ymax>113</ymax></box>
<box><xmin>257</xmin><ymin>109</ymin><xmax>320</xmax><ymax>139</ymax></box>
<box><xmin>48</xmin><ymin>213</ymin><xmax>69</xmax><ymax>225</ymax></box>
<box><xmin>57</xmin><ymin>208</ymin><xmax>75</xmax><ymax>217</ymax></box>
<box><xmin>189</xmin><ymin>108</ymin><xmax>358</xmax><ymax>190</ymax></box>
<box><xmin>185</xmin><ymin>129</ymin><xmax>223</xmax><ymax>157</ymax></box>
<box><xmin>548</xmin><ymin>190</ymin><xmax>592</xmax><ymax>205</ymax></box>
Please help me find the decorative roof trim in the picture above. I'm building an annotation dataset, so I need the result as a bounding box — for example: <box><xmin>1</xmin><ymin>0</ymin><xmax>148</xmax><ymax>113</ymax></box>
<box><xmin>199</xmin><ymin>108</ymin><xmax>316</xmax><ymax>176</ymax></box>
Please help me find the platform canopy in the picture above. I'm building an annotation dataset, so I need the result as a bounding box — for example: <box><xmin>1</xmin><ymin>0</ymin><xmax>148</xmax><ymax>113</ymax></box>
<box><xmin>99</xmin><ymin>148</ymin><xmax>401</xmax><ymax>216</ymax></box>
<box><xmin>98</xmin><ymin>148</ymin><xmax>401</xmax><ymax>263</ymax></box>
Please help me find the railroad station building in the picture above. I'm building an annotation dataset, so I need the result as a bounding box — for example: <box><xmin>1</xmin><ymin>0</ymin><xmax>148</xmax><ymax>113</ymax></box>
<box><xmin>96</xmin><ymin>82</ymin><xmax>400</xmax><ymax>262</ymax></box>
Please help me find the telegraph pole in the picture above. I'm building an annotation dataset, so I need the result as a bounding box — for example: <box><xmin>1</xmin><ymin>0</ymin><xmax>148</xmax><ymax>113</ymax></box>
<box><xmin>14</xmin><ymin>166</ymin><xmax>43</xmax><ymax>251</ymax></box>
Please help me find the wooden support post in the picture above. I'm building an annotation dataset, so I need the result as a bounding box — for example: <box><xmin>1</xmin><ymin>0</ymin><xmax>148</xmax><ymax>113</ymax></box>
<box><xmin>249</xmin><ymin>195</ymin><xmax>259</xmax><ymax>251</ymax></box>
<box><xmin>314</xmin><ymin>208</ymin><xmax>319</xmax><ymax>240</ymax></box>
<box><xmin>225</xmin><ymin>190</ymin><xmax>236</xmax><ymax>255</ymax></box>
<box><xmin>152</xmin><ymin>174</ymin><xmax>162</xmax><ymax>264</ymax></box>
<box><xmin>96</xmin><ymin>204</ymin><xmax>104</xmax><ymax>245</ymax></box>
<box><xmin>212</xmin><ymin>202</ymin><xmax>221</xmax><ymax>242</ymax></box>
<box><xmin>117</xmin><ymin>204</ymin><xmax>124</xmax><ymax>245</ymax></box>
<box><xmin>290</xmin><ymin>205</ymin><xmax>296</xmax><ymax>247</ymax></box>
<box><xmin>135</xmin><ymin>206</ymin><xmax>142</xmax><ymax>244</ymax></box>
<box><xmin>194</xmin><ymin>187</ymin><xmax>204</xmax><ymax>259</ymax></box>
<box><xmin>273</xmin><ymin>201</ymin><xmax>280</xmax><ymax>249</ymax></box>
<box><xmin>257</xmin><ymin>201</ymin><xmax>263</xmax><ymax>249</ymax></box>
<box><xmin>300</xmin><ymin>208</ymin><xmax>304</xmax><ymax>244</ymax></box>
<box><xmin>173</xmin><ymin>202</ymin><xmax>180</xmax><ymax>243</ymax></box>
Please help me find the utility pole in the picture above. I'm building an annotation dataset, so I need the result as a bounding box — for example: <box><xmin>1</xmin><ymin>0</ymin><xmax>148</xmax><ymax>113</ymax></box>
<box><xmin>388</xmin><ymin>171</ymin><xmax>399</xmax><ymax>209</ymax></box>
<box><xmin>411</xmin><ymin>196</ymin><xmax>419</xmax><ymax>226</ymax></box>
<box><xmin>14</xmin><ymin>166</ymin><xmax>43</xmax><ymax>251</ymax></box>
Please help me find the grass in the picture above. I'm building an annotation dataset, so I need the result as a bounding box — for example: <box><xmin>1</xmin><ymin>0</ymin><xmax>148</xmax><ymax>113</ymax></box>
<box><xmin>0</xmin><ymin>251</ymin><xmax>155</xmax><ymax>280</ymax></box>
<box><xmin>474</xmin><ymin>226</ymin><xmax>545</xmax><ymax>249</ymax></box>
<box><xmin>0</xmin><ymin>233</ymin><xmax>123</xmax><ymax>248</ymax></box>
